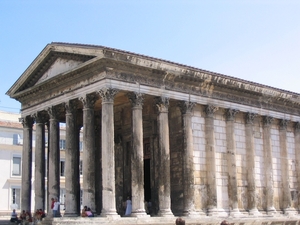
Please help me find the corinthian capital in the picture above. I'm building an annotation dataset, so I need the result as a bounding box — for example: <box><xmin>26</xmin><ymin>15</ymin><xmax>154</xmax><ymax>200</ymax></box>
<box><xmin>245</xmin><ymin>112</ymin><xmax>257</xmax><ymax>125</ymax></box>
<box><xmin>225</xmin><ymin>108</ymin><xmax>239</xmax><ymax>121</ymax></box>
<box><xmin>155</xmin><ymin>96</ymin><xmax>169</xmax><ymax>113</ymax></box>
<box><xmin>80</xmin><ymin>94</ymin><xmax>96</xmax><ymax>109</ymax></box>
<box><xmin>98</xmin><ymin>88</ymin><xmax>118</xmax><ymax>103</ymax></box>
<box><xmin>178</xmin><ymin>101</ymin><xmax>195</xmax><ymax>114</ymax></box>
<box><xmin>263</xmin><ymin>116</ymin><xmax>273</xmax><ymax>127</ymax></box>
<box><xmin>204</xmin><ymin>105</ymin><xmax>218</xmax><ymax>117</ymax></box>
<box><xmin>21</xmin><ymin>116</ymin><xmax>34</xmax><ymax>129</ymax></box>
<box><xmin>279</xmin><ymin>119</ymin><xmax>288</xmax><ymax>130</ymax></box>
<box><xmin>128</xmin><ymin>92</ymin><xmax>144</xmax><ymax>108</ymax></box>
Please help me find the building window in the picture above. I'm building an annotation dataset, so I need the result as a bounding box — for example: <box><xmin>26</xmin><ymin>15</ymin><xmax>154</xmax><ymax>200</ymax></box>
<box><xmin>12</xmin><ymin>156</ymin><xmax>21</xmax><ymax>176</ymax></box>
<box><xmin>60</xmin><ymin>188</ymin><xmax>66</xmax><ymax>207</ymax></box>
<box><xmin>11</xmin><ymin>188</ymin><xmax>21</xmax><ymax>209</ymax></box>
<box><xmin>60</xmin><ymin>139</ymin><xmax>66</xmax><ymax>150</ymax></box>
<box><xmin>13</xmin><ymin>134</ymin><xmax>22</xmax><ymax>145</ymax></box>
<box><xmin>60</xmin><ymin>160</ymin><xmax>65</xmax><ymax>177</ymax></box>
<box><xmin>79</xmin><ymin>160</ymin><xmax>83</xmax><ymax>176</ymax></box>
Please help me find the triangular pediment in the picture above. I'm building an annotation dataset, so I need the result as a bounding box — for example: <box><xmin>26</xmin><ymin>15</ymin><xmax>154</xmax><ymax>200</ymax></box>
<box><xmin>36</xmin><ymin>57</ymin><xmax>83</xmax><ymax>85</ymax></box>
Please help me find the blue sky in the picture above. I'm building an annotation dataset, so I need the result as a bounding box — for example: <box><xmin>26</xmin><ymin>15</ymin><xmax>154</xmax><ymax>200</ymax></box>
<box><xmin>1</xmin><ymin>0</ymin><xmax>299</xmax><ymax>113</ymax></box>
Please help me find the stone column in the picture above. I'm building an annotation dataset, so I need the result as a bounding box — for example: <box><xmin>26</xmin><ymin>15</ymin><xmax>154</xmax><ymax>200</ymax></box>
<box><xmin>155</xmin><ymin>96</ymin><xmax>173</xmax><ymax>217</ymax></box>
<box><xmin>64</xmin><ymin>100</ymin><xmax>80</xmax><ymax>216</ymax></box>
<box><xmin>225</xmin><ymin>108</ymin><xmax>241</xmax><ymax>217</ymax></box>
<box><xmin>294</xmin><ymin>122</ymin><xmax>300</xmax><ymax>210</ymax></box>
<box><xmin>33</xmin><ymin>112</ymin><xmax>46</xmax><ymax>211</ymax></box>
<box><xmin>47</xmin><ymin>106</ymin><xmax>60</xmax><ymax>213</ymax></box>
<box><xmin>245</xmin><ymin>112</ymin><xmax>260</xmax><ymax>215</ymax></box>
<box><xmin>80</xmin><ymin>95</ymin><xmax>96</xmax><ymax>212</ymax></box>
<box><xmin>98</xmin><ymin>88</ymin><xmax>119</xmax><ymax>217</ymax></box>
<box><xmin>21</xmin><ymin>116</ymin><xmax>34</xmax><ymax>212</ymax></box>
<box><xmin>262</xmin><ymin>116</ymin><xmax>276</xmax><ymax>215</ymax></box>
<box><xmin>279</xmin><ymin>119</ymin><xmax>295</xmax><ymax>215</ymax></box>
<box><xmin>179</xmin><ymin>101</ymin><xmax>202</xmax><ymax>216</ymax></box>
<box><xmin>128</xmin><ymin>92</ymin><xmax>148</xmax><ymax>217</ymax></box>
<box><xmin>204</xmin><ymin>105</ymin><xmax>218</xmax><ymax>216</ymax></box>
<box><xmin>95</xmin><ymin>112</ymin><xmax>102</xmax><ymax>215</ymax></box>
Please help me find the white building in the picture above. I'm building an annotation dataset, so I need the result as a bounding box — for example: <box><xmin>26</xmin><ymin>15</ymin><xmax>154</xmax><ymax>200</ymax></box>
<box><xmin>0</xmin><ymin>110</ymin><xmax>83</xmax><ymax>215</ymax></box>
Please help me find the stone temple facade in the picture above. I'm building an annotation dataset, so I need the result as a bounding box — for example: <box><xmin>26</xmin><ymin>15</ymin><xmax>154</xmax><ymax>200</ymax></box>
<box><xmin>6</xmin><ymin>42</ymin><xmax>300</xmax><ymax>223</ymax></box>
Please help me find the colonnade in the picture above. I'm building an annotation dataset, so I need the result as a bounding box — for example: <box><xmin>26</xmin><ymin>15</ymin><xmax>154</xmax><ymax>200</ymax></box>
<box><xmin>20</xmin><ymin>88</ymin><xmax>300</xmax><ymax>217</ymax></box>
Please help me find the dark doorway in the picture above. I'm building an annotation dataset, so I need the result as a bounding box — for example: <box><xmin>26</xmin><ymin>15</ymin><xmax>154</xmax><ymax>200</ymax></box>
<box><xmin>144</xmin><ymin>158</ymin><xmax>151</xmax><ymax>201</ymax></box>
<box><xmin>143</xmin><ymin>140</ymin><xmax>151</xmax><ymax>202</ymax></box>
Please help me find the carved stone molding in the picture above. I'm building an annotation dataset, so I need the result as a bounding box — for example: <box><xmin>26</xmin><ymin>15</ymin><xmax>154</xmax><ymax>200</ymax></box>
<box><xmin>279</xmin><ymin>119</ymin><xmax>289</xmax><ymax>130</ymax></box>
<box><xmin>225</xmin><ymin>108</ymin><xmax>239</xmax><ymax>121</ymax></box>
<box><xmin>98</xmin><ymin>88</ymin><xmax>118</xmax><ymax>103</ymax></box>
<box><xmin>204</xmin><ymin>105</ymin><xmax>218</xmax><ymax>117</ymax></box>
<box><xmin>245</xmin><ymin>112</ymin><xmax>257</xmax><ymax>125</ymax></box>
<box><xmin>154</xmin><ymin>96</ymin><xmax>169</xmax><ymax>113</ymax></box>
<box><xmin>80</xmin><ymin>95</ymin><xmax>96</xmax><ymax>109</ymax></box>
<box><xmin>178</xmin><ymin>101</ymin><xmax>195</xmax><ymax>114</ymax></box>
<box><xmin>263</xmin><ymin>116</ymin><xmax>274</xmax><ymax>127</ymax></box>
<box><xmin>21</xmin><ymin>116</ymin><xmax>34</xmax><ymax>128</ymax></box>
<box><xmin>127</xmin><ymin>92</ymin><xmax>144</xmax><ymax>108</ymax></box>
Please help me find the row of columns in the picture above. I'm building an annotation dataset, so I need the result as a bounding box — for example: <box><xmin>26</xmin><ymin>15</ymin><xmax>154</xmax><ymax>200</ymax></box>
<box><xmin>20</xmin><ymin>91</ymin><xmax>299</xmax><ymax>217</ymax></box>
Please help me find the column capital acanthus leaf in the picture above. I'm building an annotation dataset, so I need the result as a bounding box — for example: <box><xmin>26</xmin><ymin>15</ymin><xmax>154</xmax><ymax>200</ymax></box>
<box><xmin>47</xmin><ymin>106</ymin><xmax>60</xmax><ymax>120</ymax></box>
<box><xmin>21</xmin><ymin>116</ymin><xmax>34</xmax><ymax>128</ymax></box>
<box><xmin>263</xmin><ymin>116</ymin><xmax>274</xmax><ymax>126</ymax></box>
<box><xmin>155</xmin><ymin>96</ymin><xmax>169</xmax><ymax>113</ymax></box>
<box><xmin>178</xmin><ymin>101</ymin><xmax>195</xmax><ymax>114</ymax></box>
<box><xmin>279</xmin><ymin>119</ymin><xmax>289</xmax><ymax>130</ymax></box>
<box><xmin>98</xmin><ymin>88</ymin><xmax>118</xmax><ymax>103</ymax></box>
<box><xmin>80</xmin><ymin>94</ymin><xmax>96</xmax><ymax>109</ymax></box>
<box><xmin>245</xmin><ymin>112</ymin><xmax>257</xmax><ymax>124</ymax></box>
<box><xmin>295</xmin><ymin>122</ymin><xmax>300</xmax><ymax>133</ymax></box>
<box><xmin>204</xmin><ymin>105</ymin><xmax>218</xmax><ymax>117</ymax></box>
<box><xmin>225</xmin><ymin>108</ymin><xmax>239</xmax><ymax>121</ymax></box>
<box><xmin>128</xmin><ymin>92</ymin><xmax>144</xmax><ymax>107</ymax></box>
<box><xmin>32</xmin><ymin>112</ymin><xmax>47</xmax><ymax>124</ymax></box>
<box><xmin>65</xmin><ymin>100</ymin><xmax>78</xmax><ymax>114</ymax></box>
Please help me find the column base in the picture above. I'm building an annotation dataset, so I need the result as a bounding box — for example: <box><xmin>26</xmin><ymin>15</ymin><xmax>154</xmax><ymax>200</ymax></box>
<box><xmin>63</xmin><ymin>212</ymin><xmax>80</xmax><ymax>217</ymax></box>
<box><xmin>158</xmin><ymin>209</ymin><xmax>174</xmax><ymax>217</ymax></box>
<box><xmin>267</xmin><ymin>206</ymin><xmax>276</xmax><ymax>216</ymax></box>
<box><xmin>284</xmin><ymin>207</ymin><xmax>297</xmax><ymax>216</ymax></box>
<box><xmin>248</xmin><ymin>208</ymin><xmax>261</xmax><ymax>216</ymax></box>
<box><xmin>100</xmin><ymin>210</ymin><xmax>120</xmax><ymax>218</ymax></box>
<box><xmin>183</xmin><ymin>210</ymin><xmax>206</xmax><ymax>217</ymax></box>
<box><xmin>229</xmin><ymin>208</ymin><xmax>242</xmax><ymax>217</ymax></box>
<box><xmin>207</xmin><ymin>207</ymin><xmax>218</xmax><ymax>217</ymax></box>
<box><xmin>131</xmin><ymin>211</ymin><xmax>150</xmax><ymax>218</ymax></box>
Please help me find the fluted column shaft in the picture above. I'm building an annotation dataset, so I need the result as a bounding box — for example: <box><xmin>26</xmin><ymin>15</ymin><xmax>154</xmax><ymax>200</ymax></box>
<box><xmin>99</xmin><ymin>88</ymin><xmax>119</xmax><ymax>216</ymax></box>
<box><xmin>80</xmin><ymin>95</ymin><xmax>96</xmax><ymax>211</ymax></box>
<box><xmin>34</xmin><ymin>113</ymin><xmax>46</xmax><ymax>211</ymax></box>
<box><xmin>64</xmin><ymin>101</ymin><xmax>80</xmax><ymax>216</ymax></box>
<box><xmin>155</xmin><ymin>97</ymin><xmax>173</xmax><ymax>217</ymax></box>
<box><xmin>21</xmin><ymin>116</ymin><xmax>34</xmax><ymax>212</ymax></box>
<box><xmin>179</xmin><ymin>101</ymin><xmax>200</xmax><ymax>216</ymax></box>
<box><xmin>245</xmin><ymin>113</ymin><xmax>259</xmax><ymax>214</ymax></box>
<box><xmin>225</xmin><ymin>109</ymin><xmax>240</xmax><ymax>216</ymax></box>
<box><xmin>204</xmin><ymin>105</ymin><xmax>218</xmax><ymax>216</ymax></box>
<box><xmin>48</xmin><ymin>107</ymin><xmax>60</xmax><ymax>212</ymax></box>
<box><xmin>294</xmin><ymin>123</ymin><xmax>300</xmax><ymax>210</ymax></box>
<box><xmin>262</xmin><ymin>116</ymin><xmax>276</xmax><ymax>214</ymax></box>
<box><xmin>279</xmin><ymin>119</ymin><xmax>293</xmax><ymax>213</ymax></box>
<box><xmin>128</xmin><ymin>93</ymin><xmax>147</xmax><ymax>217</ymax></box>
